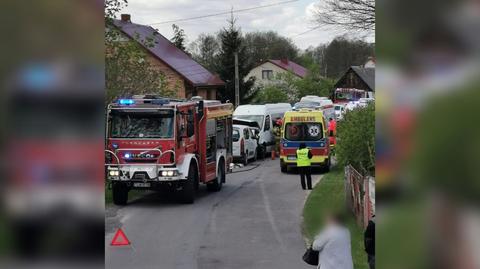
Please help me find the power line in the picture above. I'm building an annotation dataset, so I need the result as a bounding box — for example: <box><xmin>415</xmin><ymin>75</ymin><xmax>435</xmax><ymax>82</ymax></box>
<box><xmin>148</xmin><ymin>0</ymin><xmax>299</xmax><ymax>25</ymax></box>
<box><xmin>290</xmin><ymin>26</ymin><xmax>322</xmax><ymax>38</ymax></box>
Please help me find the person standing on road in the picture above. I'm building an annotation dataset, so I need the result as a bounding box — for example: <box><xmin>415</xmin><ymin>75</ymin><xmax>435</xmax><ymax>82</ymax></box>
<box><xmin>328</xmin><ymin>118</ymin><xmax>337</xmax><ymax>136</ymax></box>
<box><xmin>312</xmin><ymin>213</ymin><xmax>354</xmax><ymax>269</ymax></box>
<box><xmin>296</xmin><ymin>143</ymin><xmax>313</xmax><ymax>190</ymax></box>
<box><xmin>328</xmin><ymin>118</ymin><xmax>337</xmax><ymax>147</ymax></box>
<box><xmin>364</xmin><ymin>215</ymin><xmax>375</xmax><ymax>269</ymax></box>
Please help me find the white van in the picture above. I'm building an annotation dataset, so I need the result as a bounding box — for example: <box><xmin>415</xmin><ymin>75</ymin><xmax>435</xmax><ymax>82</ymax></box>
<box><xmin>298</xmin><ymin>95</ymin><xmax>336</xmax><ymax>122</ymax></box>
<box><xmin>300</xmin><ymin>95</ymin><xmax>333</xmax><ymax>107</ymax></box>
<box><xmin>232</xmin><ymin>125</ymin><xmax>258</xmax><ymax>165</ymax></box>
<box><xmin>334</xmin><ymin>104</ymin><xmax>346</xmax><ymax>120</ymax></box>
<box><xmin>233</xmin><ymin>103</ymin><xmax>292</xmax><ymax>156</ymax></box>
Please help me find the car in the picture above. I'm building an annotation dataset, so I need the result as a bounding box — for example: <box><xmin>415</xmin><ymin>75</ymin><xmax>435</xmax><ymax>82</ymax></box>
<box><xmin>345</xmin><ymin>101</ymin><xmax>359</xmax><ymax>111</ymax></box>
<box><xmin>358</xmin><ymin>98</ymin><xmax>375</xmax><ymax>108</ymax></box>
<box><xmin>233</xmin><ymin>103</ymin><xmax>291</xmax><ymax>156</ymax></box>
<box><xmin>232</xmin><ymin>124</ymin><xmax>258</xmax><ymax>165</ymax></box>
<box><xmin>334</xmin><ymin>104</ymin><xmax>346</xmax><ymax>120</ymax></box>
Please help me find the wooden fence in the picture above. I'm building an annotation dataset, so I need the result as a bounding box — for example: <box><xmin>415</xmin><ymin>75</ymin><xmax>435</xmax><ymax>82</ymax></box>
<box><xmin>344</xmin><ymin>165</ymin><xmax>375</xmax><ymax>228</ymax></box>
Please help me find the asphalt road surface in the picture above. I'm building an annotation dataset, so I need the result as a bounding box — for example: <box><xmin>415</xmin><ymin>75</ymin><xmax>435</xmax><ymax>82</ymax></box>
<box><xmin>105</xmin><ymin>159</ymin><xmax>319</xmax><ymax>269</ymax></box>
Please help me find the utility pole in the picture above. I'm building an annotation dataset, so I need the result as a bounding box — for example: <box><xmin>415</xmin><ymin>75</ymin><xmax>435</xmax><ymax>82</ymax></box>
<box><xmin>234</xmin><ymin>51</ymin><xmax>239</xmax><ymax>108</ymax></box>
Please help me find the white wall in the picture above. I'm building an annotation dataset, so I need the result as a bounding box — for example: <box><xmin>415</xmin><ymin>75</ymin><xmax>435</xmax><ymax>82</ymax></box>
<box><xmin>245</xmin><ymin>62</ymin><xmax>290</xmax><ymax>87</ymax></box>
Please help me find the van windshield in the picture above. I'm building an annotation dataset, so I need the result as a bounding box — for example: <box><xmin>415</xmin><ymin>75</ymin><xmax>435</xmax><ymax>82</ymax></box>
<box><xmin>234</xmin><ymin>115</ymin><xmax>264</xmax><ymax>129</ymax></box>
<box><xmin>284</xmin><ymin>122</ymin><xmax>323</xmax><ymax>141</ymax></box>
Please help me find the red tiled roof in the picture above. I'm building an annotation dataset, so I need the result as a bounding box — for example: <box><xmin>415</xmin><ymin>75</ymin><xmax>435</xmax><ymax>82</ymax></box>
<box><xmin>112</xmin><ymin>20</ymin><xmax>224</xmax><ymax>87</ymax></box>
<box><xmin>268</xmin><ymin>59</ymin><xmax>307</xmax><ymax>78</ymax></box>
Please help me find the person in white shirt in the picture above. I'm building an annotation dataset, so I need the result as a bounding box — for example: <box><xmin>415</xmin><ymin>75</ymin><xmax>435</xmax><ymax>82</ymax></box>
<box><xmin>312</xmin><ymin>213</ymin><xmax>354</xmax><ymax>269</ymax></box>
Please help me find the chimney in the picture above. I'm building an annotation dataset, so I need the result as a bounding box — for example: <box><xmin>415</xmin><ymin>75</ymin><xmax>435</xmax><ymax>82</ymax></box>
<box><xmin>281</xmin><ymin>58</ymin><xmax>289</xmax><ymax>64</ymax></box>
<box><xmin>121</xmin><ymin>14</ymin><xmax>131</xmax><ymax>22</ymax></box>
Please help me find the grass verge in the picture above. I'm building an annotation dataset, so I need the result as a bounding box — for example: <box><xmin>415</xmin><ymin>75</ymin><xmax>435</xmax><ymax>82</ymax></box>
<box><xmin>303</xmin><ymin>167</ymin><xmax>368</xmax><ymax>269</ymax></box>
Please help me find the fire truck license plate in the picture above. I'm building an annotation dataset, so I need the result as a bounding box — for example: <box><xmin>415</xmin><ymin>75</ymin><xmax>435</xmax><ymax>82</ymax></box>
<box><xmin>133</xmin><ymin>183</ymin><xmax>151</xmax><ymax>188</ymax></box>
<box><xmin>287</xmin><ymin>156</ymin><xmax>297</xmax><ymax>160</ymax></box>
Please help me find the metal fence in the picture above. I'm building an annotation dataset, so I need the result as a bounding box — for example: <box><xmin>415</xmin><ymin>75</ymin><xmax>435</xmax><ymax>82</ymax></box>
<box><xmin>344</xmin><ymin>165</ymin><xmax>375</xmax><ymax>228</ymax></box>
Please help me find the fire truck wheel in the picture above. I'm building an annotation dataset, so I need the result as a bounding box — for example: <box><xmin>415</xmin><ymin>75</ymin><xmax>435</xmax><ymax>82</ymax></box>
<box><xmin>207</xmin><ymin>160</ymin><xmax>224</xmax><ymax>192</ymax></box>
<box><xmin>112</xmin><ymin>182</ymin><xmax>128</xmax><ymax>205</ymax></box>
<box><xmin>179</xmin><ymin>164</ymin><xmax>196</xmax><ymax>204</ymax></box>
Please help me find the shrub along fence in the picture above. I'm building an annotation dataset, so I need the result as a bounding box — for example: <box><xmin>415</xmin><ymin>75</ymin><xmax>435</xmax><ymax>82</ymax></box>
<box><xmin>344</xmin><ymin>165</ymin><xmax>375</xmax><ymax>228</ymax></box>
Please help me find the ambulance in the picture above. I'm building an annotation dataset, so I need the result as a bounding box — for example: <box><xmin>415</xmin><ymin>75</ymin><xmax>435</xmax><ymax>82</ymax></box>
<box><xmin>279</xmin><ymin>109</ymin><xmax>331</xmax><ymax>173</ymax></box>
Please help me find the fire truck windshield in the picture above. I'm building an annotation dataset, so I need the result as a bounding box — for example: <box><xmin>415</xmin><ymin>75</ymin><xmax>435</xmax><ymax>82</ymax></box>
<box><xmin>110</xmin><ymin>111</ymin><xmax>174</xmax><ymax>139</ymax></box>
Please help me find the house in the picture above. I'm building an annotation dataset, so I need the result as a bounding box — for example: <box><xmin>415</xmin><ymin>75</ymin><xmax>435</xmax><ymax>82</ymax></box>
<box><xmin>333</xmin><ymin>65</ymin><xmax>375</xmax><ymax>103</ymax></box>
<box><xmin>364</xmin><ymin>57</ymin><xmax>376</xmax><ymax>68</ymax></box>
<box><xmin>246</xmin><ymin>59</ymin><xmax>307</xmax><ymax>86</ymax></box>
<box><xmin>111</xmin><ymin>14</ymin><xmax>224</xmax><ymax>99</ymax></box>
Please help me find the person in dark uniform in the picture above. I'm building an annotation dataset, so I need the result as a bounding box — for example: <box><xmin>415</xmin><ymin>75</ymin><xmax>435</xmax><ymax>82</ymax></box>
<box><xmin>364</xmin><ymin>215</ymin><xmax>375</xmax><ymax>269</ymax></box>
<box><xmin>296</xmin><ymin>143</ymin><xmax>313</xmax><ymax>190</ymax></box>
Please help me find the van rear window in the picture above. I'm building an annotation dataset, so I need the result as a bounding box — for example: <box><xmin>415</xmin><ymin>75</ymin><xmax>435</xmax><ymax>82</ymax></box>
<box><xmin>285</xmin><ymin>123</ymin><xmax>323</xmax><ymax>141</ymax></box>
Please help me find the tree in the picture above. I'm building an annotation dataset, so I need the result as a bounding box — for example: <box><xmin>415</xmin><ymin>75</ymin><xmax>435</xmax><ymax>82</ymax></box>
<box><xmin>313</xmin><ymin>0</ymin><xmax>375</xmax><ymax>33</ymax></box>
<box><xmin>253</xmin><ymin>70</ymin><xmax>335</xmax><ymax>104</ymax></box>
<box><xmin>253</xmin><ymin>85</ymin><xmax>290</xmax><ymax>104</ymax></box>
<box><xmin>243</xmin><ymin>31</ymin><xmax>299</xmax><ymax>68</ymax></box>
<box><xmin>298</xmin><ymin>36</ymin><xmax>374</xmax><ymax>79</ymax></box>
<box><xmin>336</xmin><ymin>103</ymin><xmax>375</xmax><ymax>175</ymax></box>
<box><xmin>189</xmin><ymin>33</ymin><xmax>220</xmax><ymax>72</ymax></box>
<box><xmin>323</xmin><ymin>36</ymin><xmax>374</xmax><ymax>78</ymax></box>
<box><xmin>105</xmin><ymin>0</ymin><xmax>175</xmax><ymax>104</ymax></box>
<box><xmin>216</xmin><ymin>15</ymin><xmax>255</xmax><ymax>105</ymax></box>
<box><xmin>294</xmin><ymin>73</ymin><xmax>335</xmax><ymax>100</ymax></box>
<box><xmin>171</xmin><ymin>24</ymin><xmax>187</xmax><ymax>52</ymax></box>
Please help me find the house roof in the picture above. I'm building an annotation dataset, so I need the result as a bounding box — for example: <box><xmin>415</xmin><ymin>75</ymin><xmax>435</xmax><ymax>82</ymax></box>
<box><xmin>351</xmin><ymin>66</ymin><xmax>375</xmax><ymax>90</ymax></box>
<box><xmin>112</xmin><ymin>19</ymin><xmax>224</xmax><ymax>87</ymax></box>
<box><xmin>267</xmin><ymin>59</ymin><xmax>308</xmax><ymax>78</ymax></box>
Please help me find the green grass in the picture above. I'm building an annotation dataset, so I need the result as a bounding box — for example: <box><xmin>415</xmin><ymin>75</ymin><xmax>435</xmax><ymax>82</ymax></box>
<box><xmin>303</xmin><ymin>167</ymin><xmax>369</xmax><ymax>269</ymax></box>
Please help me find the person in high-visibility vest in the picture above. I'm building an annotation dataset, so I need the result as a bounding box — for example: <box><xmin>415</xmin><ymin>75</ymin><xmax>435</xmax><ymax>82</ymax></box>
<box><xmin>296</xmin><ymin>143</ymin><xmax>313</xmax><ymax>190</ymax></box>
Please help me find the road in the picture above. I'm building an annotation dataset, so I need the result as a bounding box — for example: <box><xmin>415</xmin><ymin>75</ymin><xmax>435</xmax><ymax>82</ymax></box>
<box><xmin>105</xmin><ymin>159</ymin><xmax>319</xmax><ymax>269</ymax></box>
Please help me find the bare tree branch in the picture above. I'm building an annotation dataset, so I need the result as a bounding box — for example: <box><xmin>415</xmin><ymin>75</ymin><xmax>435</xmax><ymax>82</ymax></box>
<box><xmin>314</xmin><ymin>0</ymin><xmax>375</xmax><ymax>32</ymax></box>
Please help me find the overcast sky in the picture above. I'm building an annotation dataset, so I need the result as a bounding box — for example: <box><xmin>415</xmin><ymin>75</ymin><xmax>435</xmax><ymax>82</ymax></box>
<box><xmin>122</xmin><ymin>0</ymin><xmax>373</xmax><ymax>50</ymax></box>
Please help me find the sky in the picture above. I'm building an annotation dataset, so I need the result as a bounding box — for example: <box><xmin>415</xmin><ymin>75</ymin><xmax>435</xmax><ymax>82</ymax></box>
<box><xmin>122</xmin><ymin>0</ymin><xmax>373</xmax><ymax>50</ymax></box>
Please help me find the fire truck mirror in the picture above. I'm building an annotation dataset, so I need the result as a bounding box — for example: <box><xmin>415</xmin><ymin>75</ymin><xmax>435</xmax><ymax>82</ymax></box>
<box><xmin>180</xmin><ymin>123</ymin><xmax>186</xmax><ymax>138</ymax></box>
<box><xmin>187</xmin><ymin>110</ymin><xmax>195</xmax><ymax>137</ymax></box>
<box><xmin>198</xmin><ymin>100</ymin><xmax>204</xmax><ymax>119</ymax></box>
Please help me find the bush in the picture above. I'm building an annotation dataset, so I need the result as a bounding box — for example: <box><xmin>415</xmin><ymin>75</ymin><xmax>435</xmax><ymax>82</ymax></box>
<box><xmin>252</xmin><ymin>85</ymin><xmax>290</xmax><ymax>104</ymax></box>
<box><xmin>336</xmin><ymin>103</ymin><xmax>375</xmax><ymax>175</ymax></box>
<box><xmin>252</xmin><ymin>70</ymin><xmax>336</xmax><ymax>104</ymax></box>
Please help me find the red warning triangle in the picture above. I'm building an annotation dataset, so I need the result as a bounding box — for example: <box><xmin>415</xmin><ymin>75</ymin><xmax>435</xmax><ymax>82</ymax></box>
<box><xmin>110</xmin><ymin>228</ymin><xmax>130</xmax><ymax>246</ymax></box>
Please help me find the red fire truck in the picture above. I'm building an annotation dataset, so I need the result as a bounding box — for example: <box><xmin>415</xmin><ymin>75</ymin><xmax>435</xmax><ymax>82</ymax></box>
<box><xmin>105</xmin><ymin>95</ymin><xmax>234</xmax><ymax>204</ymax></box>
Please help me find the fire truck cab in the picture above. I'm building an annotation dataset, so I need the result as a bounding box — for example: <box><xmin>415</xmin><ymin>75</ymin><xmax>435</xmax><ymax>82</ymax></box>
<box><xmin>105</xmin><ymin>95</ymin><xmax>233</xmax><ymax>204</ymax></box>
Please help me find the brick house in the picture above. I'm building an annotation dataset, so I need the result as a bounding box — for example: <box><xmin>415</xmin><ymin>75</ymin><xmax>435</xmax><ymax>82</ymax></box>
<box><xmin>112</xmin><ymin>15</ymin><xmax>224</xmax><ymax>99</ymax></box>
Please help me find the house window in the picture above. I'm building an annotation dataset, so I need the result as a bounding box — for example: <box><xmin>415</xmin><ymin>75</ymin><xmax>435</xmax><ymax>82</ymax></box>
<box><xmin>262</xmin><ymin>70</ymin><xmax>273</xmax><ymax>80</ymax></box>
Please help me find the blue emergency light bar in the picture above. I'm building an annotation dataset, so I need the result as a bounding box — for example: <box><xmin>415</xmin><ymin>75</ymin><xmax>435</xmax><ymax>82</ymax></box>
<box><xmin>119</xmin><ymin>99</ymin><xmax>135</xmax><ymax>105</ymax></box>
